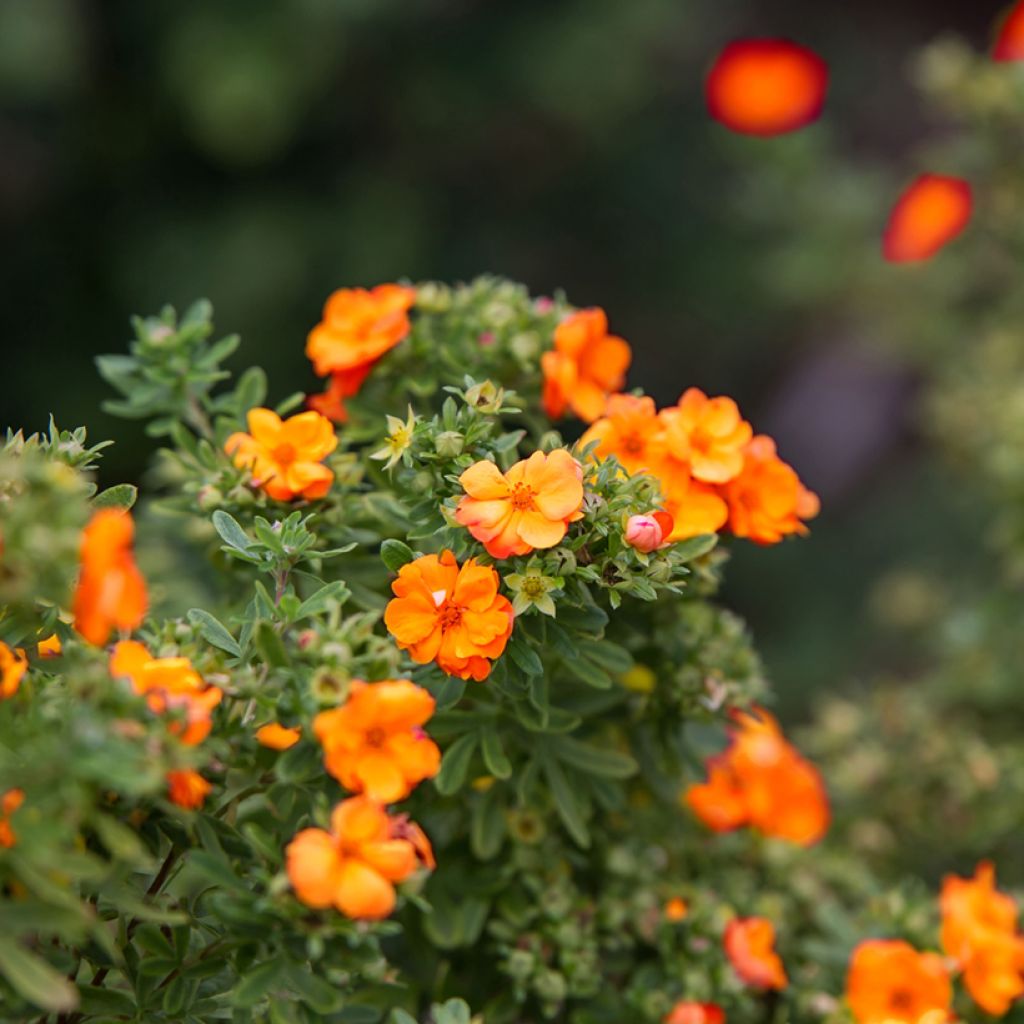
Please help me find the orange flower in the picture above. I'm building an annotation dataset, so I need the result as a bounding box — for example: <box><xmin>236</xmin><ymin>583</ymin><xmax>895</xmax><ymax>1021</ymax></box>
<box><xmin>0</xmin><ymin>788</ymin><xmax>25</xmax><ymax>849</ymax></box>
<box><xmin>313</xmin><ymin>680</ymin><xmax>440</xmax><ymax>802</ymax></box>
<box><xmin>941</xmin><ymin>862</ymin><xmax>1024</xmax><ymax>1015</ymax></box>
<box><xmin>256</xmin><ymin>723</ymin><xmax>302</xmax><ymax>751</ymax></box>
<box><xmin>225</xmin><ymin>408</ymin><xmax>338</xmax><ymax>502</ymax></box>
<box><xmin>685</xmin><ymin>707</ymin><xmax>829</xmax><ymax>846</ymax></box>
<box><xmin>167</xmin><ymin>770</ymin><xmax>211</xmax><ymax>810</ymax></box>
<box><xmin>661</xmin><ymin>471</ymin><xmax>730</xmax><ymax>542</ymax></box>
<box><xmin>660</xmin><ymin>388</ymin><xmax>752</xmax><ymax>484</ymax></box>
<box><xmin>882</xmin><ymin>175</ymin><xmax>973</xmax><ymax>263</ymax></box>
<box><xmin>541</xmin><ymin>308</ymin><xmax>631</xmax><ymax>422</ymax></box>
<box><xmin>110</xmin><ymin>641</ymin><xmax>223</xmax><ymax>746</ymax></box>
<box><xmin>72</xmin><ymin>509</ymin><xmax>148</xmax><ymax>646</ymax></box>
<box><xmin>0</xmin><ymin>642</ymin><xmax>27</xmax><ymax>699</ymax></box>
<box><xmin>307</xmin><ymin>363</ymin><xmax>376</xmax><ymax>424</ymax></box>
<box><xmin>664</xmin><ymin>897</ymin><xmax>689</xmax><ymax>922</ymax></box>
<box><xmin>723</xmin><ymin>436</ymin><xmax>819</xmax><ymax>545</ymax></box>
<box><xmin>579</xmin><ymin>394</ymin><xmax>667</xmax><ymax>477</ymax></box>
<box><xmin>724</xmin><ymin>917</ymin><xmax>788</xmax><ymax>990</ymax></box>
<box><xmin>664</xmin><ymin>1003</ymin><xmax>724</xmax><ymax>1024</ymax></box>
<box><xmin>846</xmin><ymin>940</ymin><xmax>952</xmax><ymax>1024</ymax></box>
<box><xmin>37</xmin><ymin>634</ymin><xmax>62</xmax><ymax>658</ymax></box>
<box><xmin>455</xmin><ymin>449</ymin><xmax>585</xmax><ymax>559</ymax></box>
<box><xmin>306</xmin><ymin>284</ymin><xmax>416</xmax><ymax>378</ymax></box>
<box><xmin>385</xmin><ymin>551</ymin><xmax>514</xmax><ymax>681</ymax></box>
<box><xmin>994</xmin><ymin>2</ymin><xmax>1024</xmax><ymax>61</ymax></box>
<box><xmin>286</xmin><ymin>795</ymin><xmax>432</xmax><ymax>919</ymax></box>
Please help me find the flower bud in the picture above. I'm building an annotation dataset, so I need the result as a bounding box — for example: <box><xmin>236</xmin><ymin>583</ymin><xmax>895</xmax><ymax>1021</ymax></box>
<box><xmin>625</xmin><ymin>513</ymin><xmax>670</xmax><ymax>553</ymax></box>
<box><xmin>435</xmin><ymin>431</ymin><xmax>465</xmax><ymax>458</ymax></box>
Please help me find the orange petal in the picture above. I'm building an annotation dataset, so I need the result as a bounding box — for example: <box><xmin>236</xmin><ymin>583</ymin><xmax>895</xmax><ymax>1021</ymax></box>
<box><xmin>994</xmin><ymin>2</ymin><xmax>1024</xmax><ymax>61</ymax></box>
<box><xmin>459</xmin><ymin>460</ymin><xmax>509</xmax><ymax>500</ymax></box>
<box><xmin>334</xmin><ymin>859</ymin><xmax>397</xmax><ymax>919</ymax></box>
<box><xmin>882</xmin><ymin>175</ymin><xmax>972</xmax><ymax>263</ymax></box>
<box><xmin>286</xmin><ymin>828</ymin><xmax>343</xmax><ymax>908</ymax></box>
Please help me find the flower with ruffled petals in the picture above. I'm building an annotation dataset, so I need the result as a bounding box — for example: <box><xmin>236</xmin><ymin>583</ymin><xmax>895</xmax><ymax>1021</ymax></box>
<box><xmin>0</xmin><ymin>642</ymin><xmax>27</xmax><ymax>700</ymax></box>
<box><xmin>167</xmin><ymin>770</ymin><xmax>211</xmax><ymax>810</ymax></box>
<box><xmin>724</xmin><ymin>917</ymin><xmax>788</xmax><ymax>990</ymax></box>
<box><xmin>384</xmin><ymin>551</ymin><xmax>514</xmax><ymax>681</ymax></box>
<box><xmin>664</xmin><ymin>1003</ymin><xmax>724</xmax><ymax>1024</ymax></box>
<box><xmin>313</xmin><ymin>680</ymin><xmax>440</xmax><ymax>802</ymax></box>
<box><xmin>455</xmin><ymin>450</ymin><xmax>584</xmax><ymax>559</ymax></box>
<box><xmin>542</xmin><ymin>308</ymin><xmax>631</xmax><ymax>422</ymax></box>
<box><xmin>226</xmin><ymin>408</ymin><xmax>338</xmax><ymax>502</ymax></box>
<box><xmin>72</xmin><ymin>509</ymin><xmax>148</xmax><ymax>646</ymax></box>
<box><xmin>0</xmin><ymin>789</ymin><xmax>25</xmax><ymax>848</ymax></box>
<box><xmin>579</xmin><ymin>394</ymin><xmax>666</xmax><ymax>477</ymax></box>
<box><xmin>660</xmin><ymin>388</ymin><xmax>753</xmax><ymax>484</ymax></box>
<box><xmin>286</xmin><ymin>796</ymin><xmax>432</xmax><ymax>919</ymax></box>
<box><xmin>256</xmin><ymin>723</ymin><xmax>302</xmax><ymax>751</ymax></box>
<box><xmin>846</xmin><ymin>940</ymin><xmax>952</xmax><ymax>1024</ymax></box>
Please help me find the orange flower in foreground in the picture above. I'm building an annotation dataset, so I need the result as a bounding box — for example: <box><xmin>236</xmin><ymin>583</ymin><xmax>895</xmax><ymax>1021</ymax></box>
<box><xmin>846</xmin><ymin>940</ymin><xmax>952</xmax><ymax>1024</ymax></box>
<box><xmin>882</xmin><ymin>175</ymin><xmax>973</xmax><ymax>263</ymax></box>
<box><xmin>167</xmin><ymin>770</ymin><xmax>211</xmax><ymax>810</ymax></box>
<box><xmin>314</xmin><ymin>680</ymin><xmax>440</xmax><ymax>802</ymax></box>
<box><xmin>256</xmin><ymin>722</ymin><xmax>302</xmax><ymax>751</ymax></box>
<box><xmin>685</xmin><ymin>707</ymin><xmax>829</xmax><ymax>846</ymax></box>
<box><xmin>110</xmin><ymin>641</ymin><xmax>223</xmax><ymax>746</ymax></box>
<box><xmin>941</xmin><ymin>862</ymin><xmax>1024</xmax><ymax>1016</ymax></box>
<box><xmin>455</xmin><ymin>449</ymin><xmax>584</xmax><ymax>558</ymax></box>
<box><xmin>664</xmin><ymin>1003</ymin><xmax>725</xmax><ymax>1024</ymax></box>
<box><xmin>286</xmin><ymin>796</ymin><xmax>432</xmax><ymax>919</ymax></box>
<box><xmin>542</xmin><ymin>308</ymin><xmax>631</xmax><ymax>422</ymax></box>
<box><xmin>73</xmin><ymin>509</ymin><xmax>148</xmax><ymax>646</ymax></box>
<box><xmin>37</xmin><ymin>634</ymin><xmax>62</xmax><ymax>658</ymax></box>
<box><xmin>580</xmin><ymin>393</ymin><xmax>666</xmax><ymax>477</ymax></box>
<box><xmin>0</xmin><ymin>642</ymin><xmax>28</xmax><ymax>699</ymax></box>
<box><xmin>724</xmin><ymin>917</ymin><xmax>788</xmax><ymax>990</ymax></box>
<box><xmin>660</xmin><ymin>388</ymin><xmax>753</xmax><ymax>484</ymax></box>
<box><xmin>723</xmin><ymin>436</ymin><xmax>819</xmax><ymax>545</ymax></box>
<box><xmin>385</xmin><ymin>551</ymin><xmax>514</xmax><ymax>681</ymax></box>
<box><xmin>306</xmin><ymin>284</ymin><xmax>416</xmax><ymax>379</ymax></box>
<box><xmin>706</xmin><ymin>39</ymin><xmax>829</xmax><ymax>137</ymax></box>
<box><xmin>0</xmin><ymin>788</ymin><xmax>25</xmax><ymax>848</ymax></box>
<box><xmin>226</xmin><ymin>408</ymin><xmax>338</xmax><ymax>502</ymax></box>
<box><xmin>995</xmin><ymin>2</ymin><xmax>1024</xmax><ymax>60</ymax></box>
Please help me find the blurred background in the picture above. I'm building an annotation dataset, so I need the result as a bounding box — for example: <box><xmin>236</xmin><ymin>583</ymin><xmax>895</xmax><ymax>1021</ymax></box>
<box><xmin>0</xmin><ymin>0</ymin><xmax>1004</xmax><ymax>708</ymax></box>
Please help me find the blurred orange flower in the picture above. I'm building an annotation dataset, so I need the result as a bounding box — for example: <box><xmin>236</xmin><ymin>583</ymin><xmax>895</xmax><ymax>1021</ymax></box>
<box><xmin>724</xmin><ymin>917</ymin><xmax>788</xmax><ymax>990</ymax></box>
<box><xmin>994</xmin><ymin>2</ymin><xmax>1024</xmax><ymax>61</ymax></box>
<box><xmin>541</xmin><ymin>308</ymin><xmax>631</xmax><ymax>422</ymax></box>
<box><xmin>307</xmin><ymin>363</ymin><xmax>375</xmax><ymax>424</ymax></box>
<box><xmin>941</xmin><ymin>862</ymin><xmax>1024</xmax><ymax>1015</ymax></box>
<box><xmin>0</xmin><ymin>642</ymin><xmax>27</xmax><ymax>700</ymax></box>
<box><xmin>73</xmin><ymin>509</ymin><xmax>148</xmax><ymax>646</ymax></box>
<box><xmin>846</xmin><ymin>939</ymin><xmax>952</xmax><ymax>1024</ymax></box>
<box><xmin>313</xmin><ymin>679</ymin><xmax>440</xmax><ymax>803</ymax></box>
<box><xmin>225</xmin><ymin>408</ymin><xmax>338</xmax><ymax>502</ymax></box>
<box><xmin>110</xmin><ymin>640</ymin><xmax>223</xmax><ymax>746</ymax></box>
<box><xmin>286</xmin><ymin>795</ymin><xmax>432</xmax><ymax>919</ymax></box>
<box><xmin>660</xmin><ymin>388</ymin><xmax>752</xmax><ymax>484</ymax></box>
<box><xmin>455</xmin><ymin>449</ymin><xmax>584</xmax><ymax>559</ymax></box>
<box><xmin>167</xmin><ymin>770</ymin><xmax>211</xmax><ymax>810</ymax></box>
<box><xmin>664</xmin><ymin>1003</ymin><xmax>724</xmax><ymax>1024</ymax></box>
<box><xmin>664</xmin><ymin>897</ymin><xmax>689</xmax><ymax>922</ymax></box>
<box><xmin>723</xmin><ymin>436</ymin><xmax>819</xmax><ymax>545</ymax></box>
<box><xmin>255</xmin><ymin>723</ymin><xmax>302</xmax><ymax>751</ymax></box>
<box><xmin>306</xmin><ymin>284</ymin><xmax>416</xmax><ymax>380</ymax></box>
<box><xmin>385</xmin><ymin>551</ymin><xmax>513</xmax><ymax>681</ymax></box>
<box><xmin>685</xmin><ymin>707</ymin><xmax>829</xmax><ymax>846</ymax></box>
<box><xmin>0</xmin><ymin>788</ymin><xmax>25</xmax><ymax>848</ymax></box>
<box><xmin>882</xmin><ymin>175</ymin><xmax>972</xmax><ymax>263</ymax></box>
<box><xmin>37</xmin><ymin>634</ymin><xmax>62</xmax><ymax>658</ymax></box>
<box><xmin>580</xmin><ymin>394</ymin><xmax>666</xmax><ymax>477</ymax></box>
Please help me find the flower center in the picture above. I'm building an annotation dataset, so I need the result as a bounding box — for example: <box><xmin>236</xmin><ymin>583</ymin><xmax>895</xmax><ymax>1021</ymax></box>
<box><xmin>273</xmin><ymin>442</ymin><xmax>297</xmax><ymax>464</ymax></box>
<box><xmin>438</xmin><ymin>601</ymin><xmax>463</xmax><ymax>629</ymax></box>
<box><xmin>509</xmin><ymin>482</ymin><xmax>536</xmax><ymax>511</ymax></box>
<box><xmin>622</xmin><ymin>433</ymin><xmax>645</xmax><ymax>455</ymax></box>
<box><xmin>522</xmin><ymin>577</ymin><xmax>546</xmax><ymax>599</ymax></box>
<box><xmin>365</xmin><ymin>727</ymin><xmax>387</xmax><ymax>747</ymax></box>
<box><xmin>889</xmin><ymin>990</ymin><xmax>913</xmax><ymax>1013</ymax></box>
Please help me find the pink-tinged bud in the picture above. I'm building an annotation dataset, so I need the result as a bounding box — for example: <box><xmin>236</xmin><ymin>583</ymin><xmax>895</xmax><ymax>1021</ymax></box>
<box><xmin>625</xmin><ymin>511</ymin><xmax>673</xmax><ymax>553</ymax></box>
<box><xmin>478</xmin><ymin>331</ymin><xmax>496</xmax><ymax>347</ymax></box>
<box><xmin>535</xmin><ymin>297</ymin><xmax>554</xmax><ymax>314</ymax></box>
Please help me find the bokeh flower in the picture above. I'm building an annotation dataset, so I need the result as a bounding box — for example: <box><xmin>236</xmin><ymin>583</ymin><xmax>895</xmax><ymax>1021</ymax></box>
<box><xmin>167</xmin><ymin>770</ymin><xmax>211</xmax><ymax>810</ymax></box>
<box><xmin>845</xmin><ymin>940</ymin><xmax>952</xmax><ymax>1024</ymax></box>
<box><xmin>994</xmin><ymin>2</ymin><xmax>1024</xmax><ymax>61</ymax></box>
<box><xmin>0</xmin><ymin>642</ymin><xmax>28</xmax><ymax>699</ymax></box>
<box><xmin>664</xmin><ymin>1003</ymin><xmax>724</xmax><ymax>1024</ymax></box>
<box><xmin>664</xmin><ymin>897</ymin><xmax>689</xmax><ymax>922</ymax></box>
<box><xmin>37</xmin><ymin>634</ymin><xmax>62</xmax><ymax>658</ymax></box>
<box><xmin>724</xmin><ymin>917</ymin><xmax>788</xmax><ymax>990</ymax></box>
<box><xmin>255</xmin><ymin>723</ymin><xmax>302</xmax><ymax>751</ymax></box>
<box><xmin>0</xmin><ymin>789</ymin><xmax>25</xmax><ymax>849</ymax></box>
<box><xmin>882</xmin><ymin>175</ymin><xmax>972</xmax><ymax>263</ymax></box>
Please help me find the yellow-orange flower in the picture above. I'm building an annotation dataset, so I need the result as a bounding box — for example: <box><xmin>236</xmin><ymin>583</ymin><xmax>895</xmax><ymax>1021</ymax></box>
<box><xmin>37</xmin><ymin>634</ymin><xmax>62</xmax><ymax>658</ymax></box>
<box><xmin>286</xmin><ymin>796</ymin><xmax>432</xmax><ymax>919</ymax></box>
<box><xmin>256</xmin><ymin>723</ymin><xmax>302</xmax><ymax>751</ymax></box>
<box><xmin>724</xmin><ymin>917</ymin><xmax>788</xmax><ymax>990</ymax></box>
<box><xmin>0</xmin><ymin>642</ymin><xmax>27</xmax><ymax>700</ymax></box>
<box><xmin>579</xmin><ymin>394</ymin><xmax>666</xmax><ymax>477</ymax></box>
<box><xmin>306</xmin><ymin>284</ymin><xmax>416</xmax><ymax>378</ymax></box>
<box><xmin>660</xmin><ymin>388</ymin><xmax>753</xmax><ymax>484</ymax></box>
<box><xmin>226</xmin><ymin>408</ymin><xmax>338</xmax><ymax>502</ymax></box>
<box><xmin>685</xmin><ymin>707</ymin><xmax>829</xmax><ymax>846</ymax></box>
<box><xmin>661</xmin><ymin>472</ymin><xmax>730</xmax><ymax>542</ymax></box>
<box><xmin>664</xmin><ymin>897</ymin><xmax>689</xmax><ymax>922</ymax></box>
<box><xmin>110</xmin><ymin>641</ymin><xmax>223</xmax><ymax>746</ymax></box>
<box><xmin>313</xmin><ymin>680</ymin><xmax>440</xmax><ymax>803</ymax></box>
<box><xmin>542</xmin><ymin>308</ymin><xmax>632</xmax><ymax>422</ymax></box>
<box><xmin>167</xmin><ymin>770</ymin><xmax>211</xmax><ymax>810</ymax></box>
<box><xmin>723</xmin><ymin>436</ymin><xmax>819</xmax><ymax>545</ymax></box>
<box><xmin>845</xmin><ymin>940</ymin><xmax>952</xmax><ymax>1024</ymax></box>
<box><xmin>72</xmin><ymin>509</ymin><xmax>148</xmax><ymax>646</ymax></box>
<box><xmin>941</xmin><ymin>862</ymin><xmax>1024</xmax><ymax>1016</ymax></box>
<box><xmin>664</xmin><ymin>1003</ymin><xmax>724</xmax><ymax>1024</ymax></box>
<box><xmin>385</xmin><ymin>551</ymin><xmax>514</xmax><ymax>681</ymax></box>
<box><xmin>455</xmin><ymin>449</ymin><xmax>584</xmax><ymax>559</ymax></box>
<box><xmin>0</xmin><ymin>789</ymin><xmax>25</xmax><ymax>848</ymax></box>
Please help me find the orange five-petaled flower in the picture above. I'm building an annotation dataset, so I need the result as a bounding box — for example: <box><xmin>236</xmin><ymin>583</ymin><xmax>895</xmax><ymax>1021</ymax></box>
<box><xmin>0</xmin><ymin>788</ymin><xmax>25</xmax><ymax>848</ymax></box>
<box><xmin>455</xmin><ymin>449</ymin><xmax>584</xmax><ymax>559</ymax></box>
<box><xmin>72</xmin><ymin>509</ymin><xmax>148</xmax><ymax>647</ymax></box>
<box><xmin>706</xmin><ymin>39</ymin><xmax>829</xmax><ymax>137</ymax></box>
<box><xmin>286</xmin><ymin>795</ymin><xmax>433</xmax><ymax>920</ymax></box>
<box><xmin>314</xmin><ymin>679</ymin><xmax>441</xmax><ymax>803</ymax></box>
<box><xmin>724</xmin><ymin>917</ymin><xmax>788</xmax><ymax>990</ymax></box>
<box><xmin>882</xmin><ymin>175</ymin><xmax>973</xmax><ymax>263</ymax></box>
<box><xmin>845</xmin><ymin>939</ymin><xmax>952</xmax><ymax>1024</ymax></box>
<box><xmin>110</xmin><ymin>641</ymin><xmax>223</xmax><ymax>746</ymax></box>
<box><xmin>541</xmin><ymin>308</ymin><xmax>631</xmax><ymax>422</ymax></box>
<box><xmin>0</xmin><ymin>642</ymin><xmax>27</xmax><ymax>700</ymax></box>
<box><xmin>167</xmin><ymin>770</ymin><xmax>211</xmax><ymax>810</ymax></box>
<box><xmin>226</xmin><ymin>408</ymin><xmax>338</xmax><ymax>501</ymax></box>
<box><xmin>385</xmin><ymin>551</ymin><xmax>514</xmax><ymax>681</ymax></box>
<box><xmin>685</xmin><ymin>707</ymin><xmax>829</xmax><ymax>846</ymax></box>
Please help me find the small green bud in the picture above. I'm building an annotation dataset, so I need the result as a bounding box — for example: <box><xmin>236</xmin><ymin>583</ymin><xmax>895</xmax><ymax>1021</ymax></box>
<box><xmin>505</xmin><ymin>949</ymin><xmax>534</xmax><ymax>981</ymax></box>
<box><xmin>435</xmin><ymin>431</ymin><xmax>465</xmax><ymax>458</ymax></box>
<box><xmin>311</xmin><ymin>666</ymin><xmax>351</xmax><ymax>705</ymax></box>
<box><xmin>415</xmin><ymin>281</ymin><xmax>452</xmax><ymax>313</ymax></box>
<box><xmin>533</xmin><ymin>969</ymin><xmax>567</xmax><ymax>1004</ymax></box>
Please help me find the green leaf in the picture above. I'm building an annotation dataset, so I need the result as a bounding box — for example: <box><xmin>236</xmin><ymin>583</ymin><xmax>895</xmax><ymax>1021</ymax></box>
<box><xmin>233</xmin><ymin>959</ymin><xmax>287</xmax><ymax>1008</ymax></box>
<box><xmin>296</xmin><ymin>580</ymin><xmax>350</xmax><ymax>619</ymax></box>
<box><xmin>480</xmin><ymin>727</ymin><xmax>512</xmax><ymax>779</ymax></box>
<box><xmin>507</xmin><ymin>638</ymin><xmax>543</xmax><ymax>676</ymax></box>
<box><xmin>0</xmin><ymin>937</ymin><xmax>79</xmax><ymax>1013</ymax></box>
<box><xmin>255</xmin><ymin>621</ymin><xmax>290</xmax><ymax>667</ymax></box>
<box><xmin>576</xmin><ymin>639</ymin><xmax>633</xmax><ymax>675</ymax></box>
<box><xmin>286</xmin><ymin>963</ymin><xmax>344</xmax><ymax>1014</ymax></box>
<box><xmin>435</xmin><ymin>732</ymin><xmax>478</xmax><ymax>795</ymax></box>
<box><xmin>187</xmin><ymin>850</ymin><xmax>247</xmax><ymax>891</ymax></box>
<box><xmin>555</xmin><ymin>736</ymin><xmax>638</xmax><ymax>778</ymax></box>
<box><xmin>211</xmin><ymin>509</ymin><xmax>253</xmax><ymax>552</ymax></box>
<box><xmin>563</xmin><ymin>657</ymin><xmax>613</xmax><ymax>689</ymax></box>
<box><xmin>671</xmin><ymin>533</ymin><xmax>718</xmax><ymax>561</ymax></box>
<box><xmin>434</xmin><ymin>675</ymin><xmax>467</xmax><ymax>711</ymax></box>
<box><xmin>187</xmin><ymin>608</ymin><xmax>241</xmax><ymax>657</ymax></box>
<box><xmin>380</xmin><ymin>538</ymin><xmax>415</xmax><ymax>572</ymax></box>
<box><xmin>470</xmin><ymin>787</ymin><xmax>505</xmax><ymax>860</ymax></box>
<box><xmin>543</xmin><ymin>756</ymin><xmax>590</xmax><ymax>848</ymax></box>
<box><xmin>93</xmin><ymin>483</ymin><xmax>138</xmax><ymax>510</ymax></box>
<box><xmin>234</xmin><ymin>366</ymin><xmax>268</xmax><ymax>413</ymax></box>
<box><xmin>77</xmin><ymin>986</ymin><xmax>137</xmax><ymax>1016</ymax></box>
